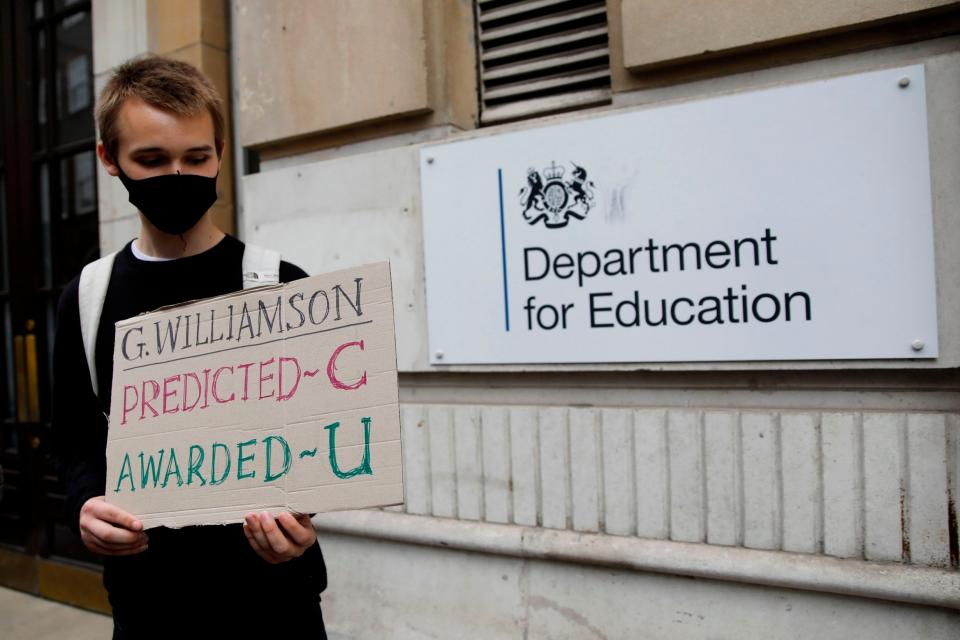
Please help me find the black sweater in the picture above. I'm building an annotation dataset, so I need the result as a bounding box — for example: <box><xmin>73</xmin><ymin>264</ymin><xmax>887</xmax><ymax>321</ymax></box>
<box><xmin>53</xmin><ymin>235</ymin><xmax>327</xmax><ymax>631</ymax></box>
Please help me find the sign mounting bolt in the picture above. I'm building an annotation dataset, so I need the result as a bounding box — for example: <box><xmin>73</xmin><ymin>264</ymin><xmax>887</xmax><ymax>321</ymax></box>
<box><xmin>426</xmin><ymin>157</ymin><xmax>435</xmax><ymax>165</ymax></box>
<box><xmin>435</xmin><ymin>350</ymin><xmax>444</xmax><ymax>360</ymax></box>
<box><xmin>898</xmin><ymin>76</ymin><xmax>910</xmax><ymax>88</ymax></box>
<box><xmin>911</xmin><ymin>339</ymin><xmax>924</xmax><ymax>352</ymax></box>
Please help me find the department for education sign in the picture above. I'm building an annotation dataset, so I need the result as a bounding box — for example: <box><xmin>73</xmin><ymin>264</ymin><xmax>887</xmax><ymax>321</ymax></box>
<box><xmin>419</xmin><ymin>65</ymin><xmax>938</xmax><ymax>365</ymax></box>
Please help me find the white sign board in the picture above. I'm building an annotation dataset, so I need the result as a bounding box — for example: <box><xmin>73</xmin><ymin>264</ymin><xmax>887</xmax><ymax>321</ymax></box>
<box><xmin>419</xmin><ymin>65</ymin><xmax>937</xmax><ymax>364</ymax></box>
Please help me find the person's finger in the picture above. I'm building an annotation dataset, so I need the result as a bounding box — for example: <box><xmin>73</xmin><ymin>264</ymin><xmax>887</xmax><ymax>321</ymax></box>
<box><xmin>83</xmin><ymin>536</ymin><xmax>148</xmax><ymax>556</ymax></box>
<box><xmin>90</xmin><ymin>526</ymin><xmax>148</xmax><ymax>548</ymax></box>
<box><xmin>277</xmin><ymin>512</ymin><xmax>314</xmax><ymax>547</ymax></box>
<box><xmin>108</xmin><ymin>543</ymin><xmax>149</xmax><ymax>556</ymax></box>
<box><xmin>242</xmin><ymin>519</ymin><xmax>266</xmax><ymax>553</ymax></box>
<box><xmin>86</xmin><ymin>534</ymin><xmax>148</xmax><ymax>551</ymax></box>
<box><xmin>84</xmin><ymin>519</ymin><xmax>146</xmax><ymax>547</ymax></box>
<box><xmin>243</xmin><ymin>522</ymin><xmax>278</xmax><ymax>564</ymax></box>
<box><xmin>294</xmin><ymin>513</ymin><xmax>314</xmax><ymax>527</ymax></box>
<box><xmin>245</xmin><ymin>513</ymin><xmax>279</xmax><ymax>560</ymax></box>
<box><xmin>258</xmin><ymin>511</ymin><xmax>294</xmax><ymax>556</ymax></box>
<box><xmin>84</xmin><ymin>518</ymin><xmax>147</xmax><ymax>547</ymax></box>
<box><xmin>86</xmin><ymin>498</ymin><xmax>143</xmax><ymax>531</ymax></box>
<box><xmin>81</xmin><ymin>537</ymin><xmax>111</xmax><ymax>555</ymax></box>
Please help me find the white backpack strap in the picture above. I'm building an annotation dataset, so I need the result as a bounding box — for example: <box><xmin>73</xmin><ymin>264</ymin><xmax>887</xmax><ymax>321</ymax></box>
<box><xmin>78</xmin><ymin>250</ymin><xmax>119</xmax><ymax>397</ymax></box>
<box><xmin>242</xmin><ymin>243</ymin><xmax>281</xmax><ymax>289</ymax></box>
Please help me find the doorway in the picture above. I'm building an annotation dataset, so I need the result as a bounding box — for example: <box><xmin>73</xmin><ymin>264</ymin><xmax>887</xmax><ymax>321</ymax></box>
<box><xmin>0</xmin><ymin>0</ymin><xmax>107</xmax><ymax>612</ymax></box>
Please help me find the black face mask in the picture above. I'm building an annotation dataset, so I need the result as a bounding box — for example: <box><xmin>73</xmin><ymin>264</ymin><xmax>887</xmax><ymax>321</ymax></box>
<box><xmin>117</xmin><ymin>164</ymin><xmax>219</xmax><ymax>235</ymax></box>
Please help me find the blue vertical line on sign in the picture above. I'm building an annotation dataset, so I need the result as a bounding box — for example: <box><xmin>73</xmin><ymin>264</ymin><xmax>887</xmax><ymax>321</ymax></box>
<box><xmin>498</xmin><ymin>168</ymin><xmax>510</xmax><ymax>331</ymax></box>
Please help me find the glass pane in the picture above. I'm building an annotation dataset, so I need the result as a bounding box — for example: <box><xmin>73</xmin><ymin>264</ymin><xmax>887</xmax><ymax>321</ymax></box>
<box><xmin>33</xmin><ymin>0</ymin><xmax>44</xmax><ymax>20</ymax></box>
<box><xmin>33</xmin><ymin>29</ymin><xmax>48</xmax><ymax>150</ymax></box>
<box><xmin>55</xmin><ymin>0</ymin><xmax>84</xmax><ymax>11</ymax></box>
<box><xmin>0</xmin><ymin>176</ymin><xmax>7</xmax><ymax>291</ymax></box>
<box><xmin>37</xmin><ymin>163</ymin><xmax>52</xmax><ymax>288</ymax></box>
<box><xmin>44</xmin><ymin>298</ymin><xmax>55</xmax><ymax>399</ymax></box>
<box><xmin>55</xmin><ymin>10</ymin><xmax>93</xmax><ymax>146</ymax></box>
<box><xmin>52</xmin><ymin>152</ymin><xmax>98</xmax><ymax>285</ymax></box>
<box><xmin>0</xmin><ymin>84</ymin><xmax>4</xmax><ymax>168</ymax></box>
<box><xmin>2</xmin><ymin>303</ymin><xmax>11</xmax><ymax>423</ymax></box>
<box><xmin>0</xmin><ymin>178</ymin><xmax>9</xmax><ymax>423</ymax></box>
<box><xmin>58</xmin><ymin>149</ymin><xmax>95</xmax><ymax>219</ymax></box>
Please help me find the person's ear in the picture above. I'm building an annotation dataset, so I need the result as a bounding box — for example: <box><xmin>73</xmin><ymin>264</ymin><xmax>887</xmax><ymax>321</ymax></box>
<box><xmin>216</xmin><ymin>139</ymin><xmax>226</xmax><ymax>169</ymax></box>
<box><xmin>97</xmin><ymin>141</ymin><xmax>120</xmax><ymax>177</ymax></box>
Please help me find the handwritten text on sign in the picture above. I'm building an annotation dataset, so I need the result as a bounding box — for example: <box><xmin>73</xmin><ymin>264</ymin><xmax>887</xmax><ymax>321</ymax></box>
<box><xmin>105</xmin><ymin>262</ymin><xmax>403</xmax><ymax>529</ymax></box>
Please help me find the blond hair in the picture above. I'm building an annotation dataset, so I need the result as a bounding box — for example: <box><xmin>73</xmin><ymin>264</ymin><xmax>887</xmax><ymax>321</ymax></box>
<box><xmin>95</xmin><ymin>55</ymin><xmax>225</xmax><ymax>161</ymax></box>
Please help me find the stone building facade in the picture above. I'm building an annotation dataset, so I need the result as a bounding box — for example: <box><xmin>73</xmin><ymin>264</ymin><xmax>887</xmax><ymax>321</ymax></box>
<box><xmin>91</xmin><ymin>1</ymin><xmax>960</xmax><ymax>637</ymax></box>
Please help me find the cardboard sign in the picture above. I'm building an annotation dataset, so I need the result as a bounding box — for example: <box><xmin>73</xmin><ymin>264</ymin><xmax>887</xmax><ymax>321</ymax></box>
<box><xmin>104</xmin><ymin>262</ymin><xmax>403</xmax><ymax>529</ymax></box>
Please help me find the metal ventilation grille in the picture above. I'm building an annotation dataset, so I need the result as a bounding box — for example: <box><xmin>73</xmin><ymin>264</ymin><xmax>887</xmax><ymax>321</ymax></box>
<box><xmin>476</xmin><ymin>0</ymin><xmax>611</xmax><ymax>125</ymax></box>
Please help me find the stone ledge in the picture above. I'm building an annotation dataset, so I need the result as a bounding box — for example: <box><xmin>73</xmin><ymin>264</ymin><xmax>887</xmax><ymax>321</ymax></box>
<box><xmin>313</xmin><ymin>509</ymin><xmax>960</xmax><ymax>610</ymax></box>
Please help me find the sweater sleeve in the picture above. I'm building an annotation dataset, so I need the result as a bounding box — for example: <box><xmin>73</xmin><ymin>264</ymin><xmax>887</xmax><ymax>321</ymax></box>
<box><xmin>52</xmin><ymin>278</ymin><xmax>108</xmax><ymax>537</ymax></box>
<box><xmin>300</xmin><ymin>537</ymin><xmax>328</xmax><ymax>594</ymax></box>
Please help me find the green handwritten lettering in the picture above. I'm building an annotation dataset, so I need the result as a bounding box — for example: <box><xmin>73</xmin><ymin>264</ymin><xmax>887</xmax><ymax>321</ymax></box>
<box><xmin>211</xmin><ymin>442</ymin><xmax>231</xmax><ymax>485</ymax></box>
<box><xmin>138</xmin><ymin>450</ymin><xmax>165</xmax><ymax>489</ymax></box>
<box><xmin>114</xmin><ymin>452</ymin><xmax>135</xmax><ymax>493</ymax></box>
<box><xmin>161</xmin><ymin>447</ymin><xmax>184</xmax><ymax>488</ymax></box>
<box><xmin>187</xmin><ymin>444</ymin><xmax>207</xmax><ymax>486</ymax></box>
<box><xmin>264</xmin><ymin>436</ymin><xmax>292</xmax><ymax>482</ymax></box>
<box><xmin>237</xmin><ymin>438</ymin><xmax>257</xmax><ymax>480</ymax></box>
<box><xmin>325</xmin><ymin>417</ymin><xmax>373</xmax><ymax>479</ymax></box>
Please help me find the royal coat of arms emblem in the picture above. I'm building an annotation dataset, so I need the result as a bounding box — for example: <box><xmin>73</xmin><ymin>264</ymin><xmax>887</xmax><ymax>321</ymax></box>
<box><xmin>519</xmin><ymin>161</ymin><xmax>595</xmax><ymax>229</ymax></box>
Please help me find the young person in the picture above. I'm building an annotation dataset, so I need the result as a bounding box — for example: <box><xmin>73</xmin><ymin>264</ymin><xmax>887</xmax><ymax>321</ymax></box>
<box><xmin>52</xmin><ymin>55</ymin><xmax>327</xmax><ymax>637</ymax></box>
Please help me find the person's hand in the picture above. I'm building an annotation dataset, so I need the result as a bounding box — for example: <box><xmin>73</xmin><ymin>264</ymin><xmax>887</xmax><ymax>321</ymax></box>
<box><xmin>242</xmin><ymin>511</ymin><xmax>317</xmax><ymax>565</ymax></box>
<box><xmin>79</xmin><ymin>496</ymin><xmax>149</xmax><ymax>556</ymax></box>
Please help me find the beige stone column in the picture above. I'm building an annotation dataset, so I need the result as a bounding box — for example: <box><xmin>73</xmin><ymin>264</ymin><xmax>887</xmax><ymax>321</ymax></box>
<box><xmin>93</xmin><ymin>0</ymin><xmax>149</xmax><ymax>254</ymax></box>
<box><xmin>147</xmin><ymin>0</ymin><xmax>235</xmax><ymax>234</ymax></box>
